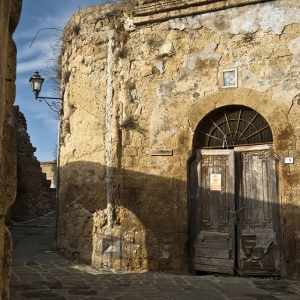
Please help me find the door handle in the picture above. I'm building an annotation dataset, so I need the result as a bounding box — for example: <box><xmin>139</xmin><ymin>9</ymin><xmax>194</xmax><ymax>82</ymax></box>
<box><xmin>229</xmin><ymin>205</ymin><xmax>245</xmax><ymax>215</ymax></box>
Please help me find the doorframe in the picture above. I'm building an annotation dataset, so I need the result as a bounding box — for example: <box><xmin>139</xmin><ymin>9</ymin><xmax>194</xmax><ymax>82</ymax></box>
<box><xmin>187</xmin><ymin>145</ymin><xmax>286</xmax><ymax>276</ymax></box>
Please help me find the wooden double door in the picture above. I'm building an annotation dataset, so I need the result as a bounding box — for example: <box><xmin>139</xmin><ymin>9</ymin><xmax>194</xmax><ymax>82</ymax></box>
<box><xmin>190</xmin><ymin>145</ymin><xmax>284</xmax><ymax>276</ymax></box>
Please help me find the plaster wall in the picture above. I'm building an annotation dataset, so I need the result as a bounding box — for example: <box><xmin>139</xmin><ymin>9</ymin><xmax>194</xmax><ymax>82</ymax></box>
<box><xmin>0</xmin><ymin>0</ymin><xmax>22</xmax><ymax>298</ymax></box>
<box><xmin>58</xmin><ymin>0</ymin><xmax>300</xmax><ymax>277</ymax></box>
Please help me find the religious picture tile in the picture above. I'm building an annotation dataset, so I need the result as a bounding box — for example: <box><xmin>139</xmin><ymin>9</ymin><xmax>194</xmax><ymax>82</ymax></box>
<box><xmin>222</xmin><ymin>69</ymin><xmax>237</xmax><ymax>88</ymax></box>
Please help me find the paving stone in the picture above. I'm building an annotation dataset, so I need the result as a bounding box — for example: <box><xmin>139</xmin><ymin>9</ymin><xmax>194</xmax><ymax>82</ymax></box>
<box><xmin>40</xmin><ymin>297</ymin><xmax>67</xmax><ymax>300</ymax></box>
<box><xmin>21</xmin><ymin>291</ymin><xmax>61</xmax><ymax>298</ymax></box>
<box><xmin>85</xmin><ymin>298</ymin><xmax>111</xmax><ymax>300</ymax></box>
<box><xmin>277</xmin><ymin>296</ymin><xmax>300</xmax><ymax>300</ymax></box>
<box><xmin>164</xmin><ymin>294</ymin><xmax>200</xmax><ymax>300</ymax></box>
<box><xmin>247</xmin><ymin>295</ymin><xmax>281</xmax><ymax>300</ymax></box>
<box><xmin>68</xmin><ymin>289</ymin><xmax>97</xmax><ymax>295</ymax></box>
<box><xmin>224</xmin><ymin>294</ymin><xmax>258</xmax><ymax>299</ymax></box>
<box><xmin>10</xmin><ymin>284</ymin><xmax>49</xmax><ymax>291</ymax></box>
<box><xmin>114</xmin><ymin>297</ymin><xmax>144</xmax><ymax>300</ymax></box>
<box><xmin>26</xmin><ymin>261</ymin><xmax>40</xmax><ymax>266</ymax></box>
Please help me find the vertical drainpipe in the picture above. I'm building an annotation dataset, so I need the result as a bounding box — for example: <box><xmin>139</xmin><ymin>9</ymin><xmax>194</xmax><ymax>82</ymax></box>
<box><xmin>54</xmin><ymin>105</ymin><xmax>62</xmax><ymax>251</ymax></box>
<box><xmin>105</xmin><ymin>32</ymin><xmax>115</xmax><ymax>234</ymax></box>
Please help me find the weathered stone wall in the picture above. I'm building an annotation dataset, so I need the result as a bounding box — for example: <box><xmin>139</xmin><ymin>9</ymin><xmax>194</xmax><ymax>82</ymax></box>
<box><xmin>58</xmin><ymin>0</ymin><xmax>300</xmax><ymax>278</ymax></box>
<box><xmin>131</xmin><ymin>0</ymin><xmax>277</xmax><ymax>25</ymax></box>
<box><xmin>40</xmin><ymin>161</ymin><xmax>57</xmax><ymax>188</ymax></box>
<box><xmin>0</xmin><ymin>0</ymin><xmax>22</xmax><ymax>298</ymax></box>
<box><xmin>8</xmin><ymin>106</ymin><xmax>56</xmax><ymax>221</ymax></box>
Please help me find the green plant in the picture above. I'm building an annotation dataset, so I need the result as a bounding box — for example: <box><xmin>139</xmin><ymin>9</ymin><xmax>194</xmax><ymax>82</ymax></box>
<box><xmin>125</xmin><ymin>80</ymin><xmax>136</xmax><ymax>91</ymax></box>
<box><xmin>118</xmin><ymin>31</ymin><xmax>129</xmax><ymax>45</ymax></box>
<box><xmin>68</xmin><ymin>103</ymin><xmax>76</xmax><ymax>111</ymax></box>
<box><xmin>63</xmin><ymin>70</ymin><xmax>71</xmax><ymax>84</ymax></box>
<box><xmin>120</xmin><ymin>116</ymin><xmax>146</xmax><ymax>134</ymax></box>
<box><xmin>42</xmin><ymin>30</ymin><xmax>63</xmax><ymax>97</ymax></box>
<box><xmin>12</xmin><ymin>217</ymin><xmax>25</xmax><ymax>223</ymax></box>
<box><xmin>104</xmin><ymin>6</ymin><xmax>122</xmax><ymax>18</ymax></box>
<box><xmin>120</xmin><ymin>116</ymin><xmax>138</xmax><ymax>130</ymax></box>
<box><xmin>120</xmin><ymin>0</ymin><xmax>135</xmax><ymax>15</ymax></box>
<box><xmin>117</xmin><ymin>47</ymin><xmax>128</xmax><ymax>59</ymax></box>
<box><xmin>243</xmin><ymin>33</ymin><xmax>254</xmax><ymax>43</ymax></box>
<box><xmin>72</xmin><ymin>23</ymin><xmax>81</xmax><ymax>36</ymax></box>
<box><xmin>147</xmin><ymin>38</ymin><xmax>163</xmax><ymax>48</ymax></box>
<box><xmin>156</xmin><ymin>52</ymin><xmax>169</xmax><ymax>59</ymax></box>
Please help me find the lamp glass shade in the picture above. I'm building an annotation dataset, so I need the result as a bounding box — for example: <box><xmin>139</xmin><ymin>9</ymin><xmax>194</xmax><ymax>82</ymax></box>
<box><xmin>29</xmin><ymin>71</ymin><xmax>44</xmax><ymax>98</ymax></box>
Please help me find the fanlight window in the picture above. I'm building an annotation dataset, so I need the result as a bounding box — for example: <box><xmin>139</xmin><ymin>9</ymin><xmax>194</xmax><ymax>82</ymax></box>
<box><xmin>194</xmin><ymin>105</ymin><xmax>273</xmax><ymax>149</ymax></box>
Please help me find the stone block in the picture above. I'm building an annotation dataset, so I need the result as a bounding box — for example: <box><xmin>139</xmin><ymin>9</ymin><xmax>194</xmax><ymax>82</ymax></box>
<box><xmin>123</xmin><ymin>147</ymin><xmax>138</xmax><ymax>156</ymax></box>
<box><xmin>160</xmin><ymin>42</ymin><xmax>174</xmax><ymax>56</ymax></box>
<box><xmin>140</xmin><ymin>65</ymin><xmax>153</xmax><ymax>77</ymax></box>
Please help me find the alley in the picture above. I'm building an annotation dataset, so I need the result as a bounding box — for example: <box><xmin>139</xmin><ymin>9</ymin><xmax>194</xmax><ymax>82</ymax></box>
<box><xmin>8</xmin><ymin>213</ymin><xmax>300</xmax><ymax>300</ymax></box>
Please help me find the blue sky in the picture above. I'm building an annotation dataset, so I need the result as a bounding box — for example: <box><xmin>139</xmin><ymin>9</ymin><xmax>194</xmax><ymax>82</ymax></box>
<box><xmin>14</xmin><ymin>0</ymin><xmax>116</xmax><ymax>162</ymax></box>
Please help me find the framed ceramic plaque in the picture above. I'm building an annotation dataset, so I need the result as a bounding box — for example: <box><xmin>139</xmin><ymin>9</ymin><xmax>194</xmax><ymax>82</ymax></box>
<box><xmin>222</xmin><ymin>68</ymin><xmax>238</xmax><ymax>88</ymax></box>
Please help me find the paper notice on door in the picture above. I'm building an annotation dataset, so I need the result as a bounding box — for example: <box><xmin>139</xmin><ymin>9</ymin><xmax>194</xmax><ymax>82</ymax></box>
<box><xmin>210</xmin><ymin>174</ymin><xmax>221</xmax><ymax>191</ymax></box>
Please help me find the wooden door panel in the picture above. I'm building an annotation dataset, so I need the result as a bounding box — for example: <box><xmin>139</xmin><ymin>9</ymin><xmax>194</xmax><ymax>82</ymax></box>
<box><xmin>239</xmin><ymin>230</ymin><xmax>280</xmax><ymax>275</ymax></box>
<box><xmin>235</xmin><ymin>146</ymin><xmax>281</xmax><ymax>276</ymax></box>
<box><xmin>191</xmin><ymin>145</ymin><xmax>283</xmax><ymax>276</ymax></box>
<box><xmin>195</xmin><ymin>257</ymin><xmax>234</xmax><ymax>267</ymax></box>
<box><xmin>193</xmin><ymin>150</ymin><xmax>235</xmax><ymax>274</ymax></box>
<box><xmin>194</xmin><ymin>248</ymin><xmax>230</xmax><ymax>259</ymax></box>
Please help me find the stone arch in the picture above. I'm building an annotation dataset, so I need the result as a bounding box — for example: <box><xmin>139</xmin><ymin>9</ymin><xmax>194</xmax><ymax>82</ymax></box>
<box><xmin>193</xmin><ymin>105</ymin><xmax>273</xmax><ymax>149</ymax></box>
<box><xmin>186</xmin><ymin>88</ymin><xmax>294</xmax><ymax>153</ymax></box>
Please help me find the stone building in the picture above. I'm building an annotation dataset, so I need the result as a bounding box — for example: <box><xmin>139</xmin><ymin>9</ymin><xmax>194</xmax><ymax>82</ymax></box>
<box><xmin>7</xmin><ymin>106</ymin><xmax>56</xmax><ymax>221</ymax></box>
<box><xmin>40</xmin><ymin>161</ymin><xmax>57</xmax><ymax>188</ymax></box>
<box><xmin>57</xmin><ymin>0</ymin><xmax>300</xmax><ymax>278</ymax></box>
<box><xmin>0</xmin><ymin>0</ymin><xmax>22</xmax><ymax>298</ymax></box>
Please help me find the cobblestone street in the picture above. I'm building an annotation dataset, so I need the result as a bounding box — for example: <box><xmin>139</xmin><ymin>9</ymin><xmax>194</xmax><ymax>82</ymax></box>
<box><xmin>8</xmin><ymin>213</ymin><xmax>300</xmax><ymax>300</ymax></box>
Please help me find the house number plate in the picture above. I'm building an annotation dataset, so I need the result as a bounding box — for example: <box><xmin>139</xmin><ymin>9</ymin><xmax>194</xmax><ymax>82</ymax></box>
<box><xmin>284</xmin><ymin>157</ymin><xmax>294</xmax><ymax>164</ymax></box>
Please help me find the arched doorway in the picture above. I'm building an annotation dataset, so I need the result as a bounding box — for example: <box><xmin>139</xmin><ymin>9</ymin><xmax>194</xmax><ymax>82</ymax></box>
<box><xmin>189</xmin><ymin>105</ymin><xmax>284</xmax><ymax>276</ymax></box>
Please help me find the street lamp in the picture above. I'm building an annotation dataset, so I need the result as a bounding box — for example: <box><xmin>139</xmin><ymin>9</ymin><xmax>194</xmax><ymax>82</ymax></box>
<box><xmin>29</xmin><ymin>70</ymin><xmax>62</xmax><ymax>250</ymax></box>
<box><xmin>29</xmin><ymin>71</ymin><xmax>62</xmax><ymax>112</ymax></box>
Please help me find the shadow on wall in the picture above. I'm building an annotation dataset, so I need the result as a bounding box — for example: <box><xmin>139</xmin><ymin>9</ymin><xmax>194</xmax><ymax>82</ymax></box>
<box><xmin>187</xmin><ymin>146</ymin><xmax>299</xmax><ymax>278</ymax></box>
<box><xmin>56</xmin><ymin>154</ymin><xmax>296</xmax><ymax>277</ymax></box>
<box><xmin>57</xmin><ymin>160</ymin><xmax>189</xmax><ymax>273</ymax></box>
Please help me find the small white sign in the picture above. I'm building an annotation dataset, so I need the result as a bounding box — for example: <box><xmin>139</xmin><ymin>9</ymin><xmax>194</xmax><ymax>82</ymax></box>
<box><xmin>284</xmin><ymin>157</ymin><xmax>294</xmax><ymax>164</ymax></box>
<box><xmin>210</xmin><ymin>174</ymin><xmax>221</xmax><ymax>191</ymax></box>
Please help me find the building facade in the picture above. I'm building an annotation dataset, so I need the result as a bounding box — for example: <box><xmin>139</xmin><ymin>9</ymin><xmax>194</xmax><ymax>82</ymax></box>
<box><xmin>0</xmin><ymin>0</ymin><xmax>22</xmax><ymax>298</ymax></box>
<box><xmin>40</xmin><ymin>161</ymin><xmax>57</xmax><ymax>189</ymax></box>
<box><xmin>57</xmin><ymin>0</ymin><xmax>300</xmax><ymax>278</ymax></box>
